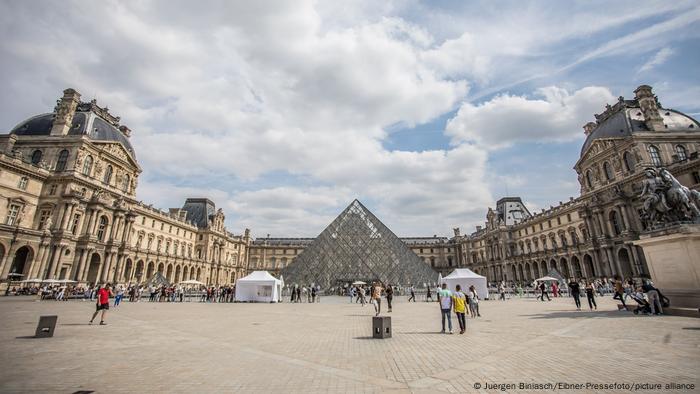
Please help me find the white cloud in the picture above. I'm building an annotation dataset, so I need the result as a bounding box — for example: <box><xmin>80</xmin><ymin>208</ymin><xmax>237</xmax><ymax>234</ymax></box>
<box><xmin>0</xmin><ymin>1</ymin><xmax>697</xmax><ymax>237</ymax></box>
<box><xmin>638</xmin><ymin>47</ymin><xmax>675</xmax><ymax>73</ymax></box>
<box><xmin>445</xmin><ymin>86</ymin><xmax>616</xmax><ymax>149</ymax></box>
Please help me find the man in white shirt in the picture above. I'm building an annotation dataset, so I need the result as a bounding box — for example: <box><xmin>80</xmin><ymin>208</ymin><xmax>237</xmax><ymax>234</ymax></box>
<box><xmin>438</xmin><ymin>283</ymin><xmax>454</xmax><ymax>334</ymax></box>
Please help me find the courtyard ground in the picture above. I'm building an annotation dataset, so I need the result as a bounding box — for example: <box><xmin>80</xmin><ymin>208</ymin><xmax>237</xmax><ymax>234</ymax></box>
<box><xmin>0</xmin><ymin>295</ymin><xmax>698</xmax><ymax>393</ymax></box>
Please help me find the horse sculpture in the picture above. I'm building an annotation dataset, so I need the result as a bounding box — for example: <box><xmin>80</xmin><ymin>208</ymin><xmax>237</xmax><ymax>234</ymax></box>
<box><xmin>640</xmin><ymin>167</ymin><xmax>700</xmax><ymax>229</ymax></box>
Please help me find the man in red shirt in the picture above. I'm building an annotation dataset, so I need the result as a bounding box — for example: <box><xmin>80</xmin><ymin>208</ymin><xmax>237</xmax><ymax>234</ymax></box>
<box><xmin>90</xmin><ymin>283</ymin><xmax>114</xmax><ymax>325</ymax></box>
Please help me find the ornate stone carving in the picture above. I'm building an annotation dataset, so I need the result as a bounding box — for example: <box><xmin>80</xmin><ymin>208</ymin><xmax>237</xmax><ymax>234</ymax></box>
<box><xmin>639</xmin><ymin>167</ymin><xmax>700</xmax><ymax>229</ymax></box>
<box><xmin>104</xmin><ymin>143</ymin><xmax>129</xmax><ymax>161</ymax></box>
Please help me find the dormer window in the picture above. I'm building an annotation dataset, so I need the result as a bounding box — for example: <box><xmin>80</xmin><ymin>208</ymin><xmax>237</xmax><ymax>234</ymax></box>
<box><xmin>675</xmin><ymin>145</ymin><xmax>688</xmax><ymax>161</ymax></box>
<box><xmin>31</xmin><ymin>150</ymin><xmax>42</xmax><ymax>165</ymax></box>
<box><xmin>648</xmin><ymin>145</ymin><xmax>662</xmax><ymax>166</ymax></box>
<box><xmin>604</xmin><ymin>161</ymin><xmax>614</xmax><ymax>181</ymax></box>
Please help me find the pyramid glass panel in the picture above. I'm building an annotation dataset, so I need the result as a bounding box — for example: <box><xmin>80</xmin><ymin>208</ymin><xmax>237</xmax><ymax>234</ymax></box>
<box><xmin>281</xmin><ymin>200</ymin><xmax>438</xmax><ymax>289</ymax></box>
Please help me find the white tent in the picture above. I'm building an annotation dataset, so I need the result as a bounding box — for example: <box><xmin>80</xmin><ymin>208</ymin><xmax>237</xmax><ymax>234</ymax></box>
<box><xmin>235</xmin><ymin>271</ymin><xmax>282</xmax><ymax>303</ymax></box>
<box><xmin>439</xmin><ymin>268</ymin><xmax>489</xmax><ymax>300</ymax></box>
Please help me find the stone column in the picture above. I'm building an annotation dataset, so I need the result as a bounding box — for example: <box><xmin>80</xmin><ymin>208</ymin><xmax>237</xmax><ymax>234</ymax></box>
<box><xmin>98</xmin><ymin>252</ymin><xmax>111</xmax><ymax>283</ymax></box>
<box><xmin>78</xmin><ymin>249</ymin><xmax>92</xmax><ymax>281</ymax></box>
<box><xmin>83</xmin><ymin>209</ymin><xmax>95</xmax><ymax>236</ymax></box>
<box><xmin>617</xmin><ymin>205</ymin><xmax>631</xmax><ymax>232</ymax></box>
<box><xmin>63</xmin><ymin>203</ymin><xmax>76</xmax><ymax>231</ymax></box>
<box><xmin>49</xmin><ymin>245</ymin><xmax>66</xmax><ymax>279</ymax></box>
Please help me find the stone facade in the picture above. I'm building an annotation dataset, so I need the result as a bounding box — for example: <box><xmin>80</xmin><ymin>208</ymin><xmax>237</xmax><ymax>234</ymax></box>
<box><xmin>0</xmin><ymin>89</ymin><xmax>250</xmax><ymax>289</ymax></box>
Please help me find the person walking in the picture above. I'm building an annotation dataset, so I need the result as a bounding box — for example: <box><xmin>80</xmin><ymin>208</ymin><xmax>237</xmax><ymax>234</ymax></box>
<box><xmin>538</xmin><ymin>282</ymin><xmax>551</xmax><ymax>301</ymax></box>
<box><xmin>498</xmin><ymin>282</ymin><xmax>506</xmax><ymax>301</ymax></box>
<box><xmin>551</xmin><ymin>282</ymin><xmax>559</xmax><ymax>298</ymax></box>
<box><xmin>612</xmin><ymin>276</ymin><xmax>627</xmax><ymax>310</ymax></box>
<box><xmin>407</xmin><ymin>285</ymin><xmax>416</xmax><ymax>302</ymax></box>
<box><xmin>114</xmin><ymin>285</ymin><xmax>124</xmax><ymax>307</ymax></box>
<box><xmin>642</xmin><ymin>279</ymin><xmax>663</xmax><ymax>315</ymax></box>
<box><xmin>568</xmin><ymin>279</ymin><xmax>581</xmax><ymax>310</ymax></box>
<box><xmin>386</xmin><ymin>284</ymin><xmax>394</xmax><ymax>312</ymax></box>
<box><xmin>453</xmin><ymin>285</ymin><xmax>467</xmax><ymax>334</ymax></box>
<box><xmin>584</xmin><ymin>281</ymin><xmax>597</xmax><ymax>310</ymax></box>
<box><xmin>468</xmin><ymin>285</ymin><xmax>480</xmax><ymax>317</ymax></box>
<box><xmin>438</xmin><ymin>283</ymin><xmax>453</xmax><ymax>334</ymax></box>
<box><xmin>426</xmin><ymin>286</ymin><xmax>433</xmax><ymax>302</ymax></box>
<box><xmin>89</xmin><ymin>284</ymin><xmax>114</xmax><ymax>325</ymax></box>
<box><xmin>372</xmin><ymin>282</ymin><xmax>383</xmax><ymax>316</ymax></box>
<box><xmin>311</xmin><ymin>286</ymin><xmax>317</xmax><ymax>303</ymax></box>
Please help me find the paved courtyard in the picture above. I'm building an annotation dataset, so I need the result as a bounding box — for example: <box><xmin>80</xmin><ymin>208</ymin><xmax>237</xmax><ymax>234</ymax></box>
<box><xmin>0</xmin><ymin>295</ymin><xmax>698</xmax><ymax>393</ymax></box>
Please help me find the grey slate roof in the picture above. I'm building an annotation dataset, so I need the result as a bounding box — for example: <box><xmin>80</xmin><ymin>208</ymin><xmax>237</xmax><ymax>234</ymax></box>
<box><xmin>10</xmin><ymin>112</ymin><xmax>135</xmax><ymax>157</ymax></box>
<box><xmin>181</xmin><ymin>198</ymin><xmax>216</xmax><ymax>229</ymax></box>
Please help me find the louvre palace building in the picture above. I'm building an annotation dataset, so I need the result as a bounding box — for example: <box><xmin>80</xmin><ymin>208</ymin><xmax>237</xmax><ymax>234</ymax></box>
<box><xmin>0</xmin><ymin>85</ymin><xmax>699</xmax><ymax>290</ymax></box>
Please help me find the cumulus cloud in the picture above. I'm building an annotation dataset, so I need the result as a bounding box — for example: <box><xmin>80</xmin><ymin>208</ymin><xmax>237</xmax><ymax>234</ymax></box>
<box><xmin>0</xmin><ymin>0</ymin><xmax>696</xmax><ymax>237</ymax></box>
<box><xmin>445</xmin><ymin>86</ymin><xmax>616</xmax><ymax>149</ymax></box>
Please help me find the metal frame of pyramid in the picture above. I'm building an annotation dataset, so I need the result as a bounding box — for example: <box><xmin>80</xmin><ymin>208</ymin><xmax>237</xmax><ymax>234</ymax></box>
<box><xmin>280</xmin><ymin>200</ymin><xmax>438</xmax><ymax>289</ymax></box>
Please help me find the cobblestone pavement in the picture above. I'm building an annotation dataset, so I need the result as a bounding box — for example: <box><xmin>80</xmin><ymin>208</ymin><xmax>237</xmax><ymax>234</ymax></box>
<box><xmin>0</xmin><ymin>295</ymin><xmax>698</xmax><ymax>393</ymax></box>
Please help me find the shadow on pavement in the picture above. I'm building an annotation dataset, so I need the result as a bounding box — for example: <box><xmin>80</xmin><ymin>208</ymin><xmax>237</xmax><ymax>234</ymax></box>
<box><xmin>519</xmin><ymin>310</ymin><xmax>638</xmax><ymax>319</ymax></box>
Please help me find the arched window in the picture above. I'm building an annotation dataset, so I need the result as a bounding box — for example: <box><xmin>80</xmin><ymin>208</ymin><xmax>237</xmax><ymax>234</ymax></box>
<box><xmin>603</xmin><ymin>161</ymin><xmax>614</xmax><ymax>181</ymax></box>
<box><xmin>585</xmin><ymin>170</ymin><xmax>593</xmax><ymax>189</ymax></box>
<box><xmin>648</xmin><ymin>145</ymin><xmax>662</xmax><ymax>167</ymax></box>
<box><xmin>18</xmin><ymin>177</ymin><xmax>28</xmax><ymax>190</ymax></box>
<box><xmin>675</xmin><ymin>145</ymin><xmax>688</xmax><ymax>161</ymax></box>
<box><xmin>31</xmin><ymin>150</ymin><xmax>42</xmax><ymax>165</ymax></box>
<box><xmin>103</xmin><ymin>165</ymin><xmax>113</xmax><ymax>184</ymax></box>
<box><xmin>82</xmin><ymin>155</ymin><xmax>93</xmax><ymax>176</ymax></box>
<box><xmin>623</xmin><ymin>151</ymin><xmax>635</xmax><ymax>172</ymax></box>
<box><xmin>56</xmin><ymin>149</ymin><xmax>69</xmax><ymax>171</ymax></box>
<box><xmin>122</xmin><ymin>174</ymin><xmax>130</xmax><ymax>192</ymax></box>
<box><xmin>97</xmin><ymin>216</ymin><xmax>108</xmax><ymax>241</ymax></box>
<box><xmin>609</xmin><ymin>211</ymin><xmax>621</xmax><ymax>236</ymax></box>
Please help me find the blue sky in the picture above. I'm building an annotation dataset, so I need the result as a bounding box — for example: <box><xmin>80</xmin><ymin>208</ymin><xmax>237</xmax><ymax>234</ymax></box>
<box><xmin>0</xmin><ymin>0</ymin><xmax>698</xmax><ymax>237</ymax></box>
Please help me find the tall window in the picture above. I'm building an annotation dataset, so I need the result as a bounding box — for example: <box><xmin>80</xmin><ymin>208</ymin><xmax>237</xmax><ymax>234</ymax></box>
<box><xmin>82</xmin><ymin>155</ymin><xmax>93</xmax><ymax>176</ymax></box>
<box><xmin>603</xmin><ymin>162</ymin><xmax>614</xmax><ymax>181</ymax></box>
<box><xmin>622</xmin><ymin>152</ymin><xmax>634</xmax><ymax>173</ymax></box>
<box><xmin>585</xmin><ymin>170</ymin><xmax>593</xmax><ymax>189</ymax></box>
<box><xmin>31</xmin><ymin>150</ymin><xmax>42</xmax><ymax>165</ymax></box>
<box><xmin>610</xmin><ymin>211</ymin><xmax>622</xmax><ymax>235</ymax></box>
<box><xmin>38</xmin><ymin>209</ymin><xmax>52</xmax><ymax>229</ymax></box>
<box><xmin>6</xmin><ymin>204</ymin><xmax>21</xmax><ymax>225</ymax></box>
<box><xmin>56</xmin><ymin>149</ymin><xmax>69</xmax><ymax>171</ymax></box>
<box><xmin>18</xmin><ymin>177</ymin><xmax>28</xmax><ymax>190</ymax></box>
<box><xmin>71</xmin><ymin>214</ymin><xmax>81</xmax><ymax>234</ymax></box>
<box><xmin>103</xmin><ymin>165</ymin><xmax>113</xmax><ymax>184</ymax></box>
<box><xmin>97</xmin><ymin>216</ymin><xmax>108</xmax><ymax>241</ymax></box>
<box><xmin>675</xmin><ymin>145</ymin><xmax>688</xmax><ymax>161</ymax></box>
<box><xmin>648</xmin><ymin>145</ymin><xmax>662</xmax><ymax>166</ymax></box>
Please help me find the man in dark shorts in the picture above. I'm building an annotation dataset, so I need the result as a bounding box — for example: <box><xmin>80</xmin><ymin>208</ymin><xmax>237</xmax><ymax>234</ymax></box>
<box><xmin>90</xmin><ymin>283</ymin><xmax>114</xmax><ymax>325</ymax></box>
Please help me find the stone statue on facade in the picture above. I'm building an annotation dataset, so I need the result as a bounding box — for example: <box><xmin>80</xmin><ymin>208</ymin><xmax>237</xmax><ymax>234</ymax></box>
<box><xmin>639</xmin><ymin>167</ymin><xmax>700</xmax><ymax>229</ymax></box>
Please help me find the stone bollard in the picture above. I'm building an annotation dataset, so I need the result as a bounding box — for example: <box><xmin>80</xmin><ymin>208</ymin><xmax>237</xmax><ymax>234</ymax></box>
<box><xmin>35</xmin><ymin>315</ymin><xmax>57</xmax><ymax>338</ymax></box>
<box><xmin>372</xmin><ymin>316</ymin><xmax>391</xmax><ymax>338</ymax></box>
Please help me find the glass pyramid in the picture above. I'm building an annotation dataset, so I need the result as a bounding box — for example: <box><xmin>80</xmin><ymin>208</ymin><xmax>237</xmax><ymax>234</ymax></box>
<box><xmin>281</xmin><ymin>200</ymin><xmax>438</xmax><ymax>289</ymax></box>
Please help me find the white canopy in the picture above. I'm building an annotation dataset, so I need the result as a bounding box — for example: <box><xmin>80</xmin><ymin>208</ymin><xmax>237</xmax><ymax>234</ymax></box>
<box><xmin>535</xmin><ymin>276</ymin><xmax>559</xmax><ymax>282</ymax></box>
<box><xmin>440</xmin><ymin>268</ymin><xmax>489</xmax><ymax>300</ymax></box>
<box><xmin>179</xmin><ymin>279</ymin><xmax>205</xmax><ymax>286</ymax></box>
<box><xmin>235</xmin><ymin>271</ymin><xmax>282</xmax><ymax>303</ymax></box>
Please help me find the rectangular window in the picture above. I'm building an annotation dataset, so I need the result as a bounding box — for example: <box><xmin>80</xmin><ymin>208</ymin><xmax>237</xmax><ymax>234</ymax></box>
<box><xmin>693</xmin><ymin>171</ymin><xmax>700</xmax><ymax>184</ymax></box>
<box><xmin>169</xmin><ymin>225</ymin><xmax>172</xmax><ymax>233</ymax></box>
<box><xmin>49</xmin><ymin>185</ymin><xmax>57</xmax><ymax>195</ymax></box>
<box><xmin>539</xmin><ymin>223</ymin><xmax>543</xmax><ymax>230</ymax></box>
<box><xmin>141</xmin><ymin>217</ymin><xmax>146</xmax><ymax>225</ymax></box>
<box><xmin>5</xmin><ymin>204</ymin><xmax>20</xmax><ymax>225</ymax></box>
<box><xmin>151</xmin><ymin>219</ymin><xmax>155</xmax><ymax>228</ymax></box>
<box><xmin>71</xmin><ymin>214</ymin><xmax>81</xmax><ymax>234</ymax></box>
<box><xmin>557</xmin><ymin>217</ymin><xmax>561</xmax><ymax>225</ymax></box>
<box><xmin>38</xmin><ymin>209</ymin><xmax>52</xmax><ymax>229</ymax></box>
<box><xmin>18</xmin><ymin>177</ymin><xmax>28</xmax><ymax>190</ymax></box>
<box><xmin>160</xmin><ymin>223</ymin><xmax>164</xmax><ymax>231</ymax></box>
<box><xmin>567</xmin><ymin>213</ymin><xmax>571</xmax><ymax>222</ymax></box>
<box><xmin>548</xmin><ymin>220</ymin><xmax>552</xmax><ymax>228</ymax></box>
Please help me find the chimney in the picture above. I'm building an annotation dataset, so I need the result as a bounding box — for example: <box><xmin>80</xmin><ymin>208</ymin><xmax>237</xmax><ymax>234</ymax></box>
<box><xmin>119</xmin><ymin>125</ymin><xmax>131</xmax><ymax>137</ymax></box>
<box><xmin>453</xmin><ymin>227</ymin><xmax>461</xmax><ymax>237</ymax></box>
<box><xmin>50</xmin><ymin>88</ymin><xmax>81</xmax><ymax>136</ymax></box>
<box><xmin>634</xmin><ymin>85</ymin><xmax>664</xmax><ymax>131</ymax></box>
<box><xmin>583</xmin><ymin>122</ymin><xmax>596</xmax><ymax>135</ymax></box>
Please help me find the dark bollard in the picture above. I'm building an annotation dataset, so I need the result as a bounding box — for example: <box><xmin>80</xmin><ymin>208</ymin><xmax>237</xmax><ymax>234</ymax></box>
<box><xmin>35</xmin><ymin>315</ymin><xmax>57</xmax><ymax>338</ymax></box>
<box><xmin>372</xmin><ymin>316</ymin><xmax>391</xmax><ymax>339</ymax></box>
